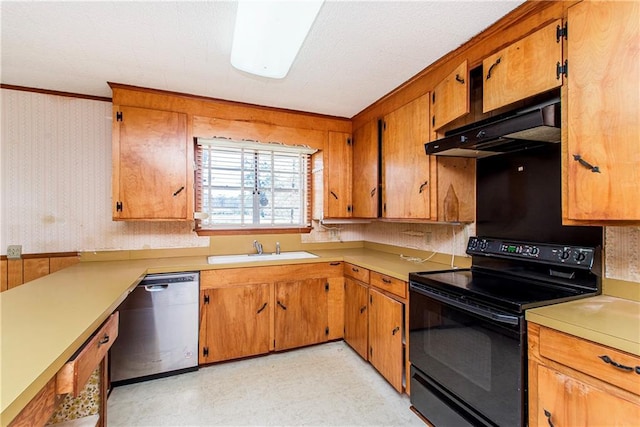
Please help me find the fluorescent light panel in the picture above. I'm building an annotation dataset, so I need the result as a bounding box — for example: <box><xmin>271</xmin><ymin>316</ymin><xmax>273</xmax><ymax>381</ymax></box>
<box><xmin>231</xmin><ymin>0</ymin><xmax>324</xmax><ymax>79</ymax></box>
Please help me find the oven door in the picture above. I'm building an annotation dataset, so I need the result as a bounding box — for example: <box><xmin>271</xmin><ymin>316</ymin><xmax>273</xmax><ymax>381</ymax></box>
<box><xmin>409</xmin><ymin>283</ymin><xmax>526</xmax><ymax>427</ymax></box>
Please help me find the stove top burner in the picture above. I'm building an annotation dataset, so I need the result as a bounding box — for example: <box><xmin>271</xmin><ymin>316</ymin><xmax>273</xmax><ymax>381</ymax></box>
<box><xmin>409</xmin><ymin>237</ymin><xmax>601</xmax><ymax>314</ymax></box>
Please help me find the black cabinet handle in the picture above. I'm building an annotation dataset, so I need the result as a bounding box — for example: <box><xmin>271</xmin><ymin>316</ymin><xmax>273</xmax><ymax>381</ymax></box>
<box><xmin>486</xmin><ymin>57</ymin><xmax>501</xmax><ymax>80</ymax></box>
<box><xmin>329</xmin><ymin>262</ymin><xmax>341</xmax><ymax>266</ymax></box>
<box><xmin>370</xmin><ymin>187</ymin><xmax>376</xmax><ymax>197</ymax></box>
<box><xmin>382</xmin><ymin>278</ymin><xmax>392</xmax><ymax>284</ymax></box>
<box><xmin>599</xmin><ymin>355</ymin><xmax>633</xmax><ymax>372</ymax></box>
<box><xmin>418</xmin><ymin>181</ymin><xmax>428</xmax><ymax>194</ymax></box>
<box><xmin>330</xmin><ymin>191</ymin><xmax>338</xmax><ymax>199</ymax></box>
<box><xmin>455</xmin><ymin>74</ymin><xmax>465</xmax><ymax>84</ymax></box>
<box><xmin>277</xmin><ymin>301</ymin><xmax>287</xmax><ymax>310</ymax></box>
<box><xmin>352</xmin><ymin>267</ymin><xmax>360</xmax><ymax>272</ymax></box>
<box><xmin>543</xmin><ymin>409</ymin><xmax>555</xmax><ymax>427</ymax></box>
<box><xmin>173</xmin><ymin>186</ymin><xmax>185</xmax><ymax>196</ymax></box>
<box><xmin>256</xmin><ymin>302</ymin><xmax>268</xmax><ymax>314</ymax></box>
<box><xmin>392</xmin><ymin>326</ymin><xmax>400</xmax><ymax>336</ymax></box>
<box><xmin>635</xmin><ymin>366</ymin><xmax>640</xmax><ymax>374</ymax></box>
<box><xmin>360</xmin><ymin>305</ymin><xmax>367</xmax><ymax>314</ymax></box>
<box><xmin>573</xmin><ymin>154</ymin><xmax>600</xmax><ymax>173</ymax></box>
<box><xmin>98</xmin><ymin>334</ymin><xmax>110</xmax><ymax>346</ymax></box>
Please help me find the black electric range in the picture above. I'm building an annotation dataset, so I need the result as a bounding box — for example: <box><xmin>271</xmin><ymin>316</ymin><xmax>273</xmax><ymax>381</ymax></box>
<box><xmin>408</xmin><ymin>236</ymin><xmax>601</xmax><ymax>427</ymax></box>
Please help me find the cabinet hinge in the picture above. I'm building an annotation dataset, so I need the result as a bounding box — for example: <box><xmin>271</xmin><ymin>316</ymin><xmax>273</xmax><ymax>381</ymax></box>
<box><xmin>432</xmin><ymin>116</ymin><xmax>435</xmax><ymax>127</ymax></box>
<box><xmin>556</xmin><ymin>23</ymin><xmax>568</xmax><ymax>43</ymax></box>
<box><xmin>115</xmin><ymin>201</ymin><xmax>123</xmax><ymax>212</ymax></box>
<box><xmin>432</xmin><ymin>93</ymin><xmax>435</xmax><ymax>104</ymax></box>
<box><xmin>325</xmin><ymin>282</ymin><xmax>329</xmax><ymax>292</ymax></box>
<box><xmin>116</xmin><ymin>111</ymin><xmax>123</xmax><ymax>122</ymax></box>
<box><xmin>556</xmin><ymin>60</ymin><xmax>568</xmax><ymax>80</ymax></box>
<box><xmin>203</xmin><ymin>347</ymin><xmax>209</xmax><ymax>357</ymax></box>
<box><xmin>346</xmin><ymin>137</ymin><xmax>352</xmax><ymax>146</ymax></box>
<box><xmin>382</xmin><ymin>121</ymin><xmax>387</xmax><ymax>131</ymax></box>
<box><xmin>204</xmin><ymin>294</ymin><xmax>210</xmax><ymax>304</ymax></box>
<box><xmin>325</xmin><ymin>327</ymin><xmax>329</xmax><ymax>336</ymax></box>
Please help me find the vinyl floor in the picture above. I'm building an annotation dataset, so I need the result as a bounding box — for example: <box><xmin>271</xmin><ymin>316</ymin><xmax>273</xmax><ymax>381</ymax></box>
<box><xmin>107</xmin><ymin>341</ymin><xmax>424</xmax><ymax>426</ymax></box>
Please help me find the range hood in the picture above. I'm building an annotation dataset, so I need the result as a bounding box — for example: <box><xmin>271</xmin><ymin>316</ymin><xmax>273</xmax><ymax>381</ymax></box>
<box><xmin>425</xmin><ymin>100</ymin><xmax>561</xmax><ymax>158</ymax></box>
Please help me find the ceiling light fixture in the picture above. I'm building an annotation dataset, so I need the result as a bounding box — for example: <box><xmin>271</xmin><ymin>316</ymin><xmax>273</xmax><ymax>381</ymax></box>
<box><xmin>231</xmin><ymin>0</ymin><xmax>324</xmax><ymax>79</ymax></box>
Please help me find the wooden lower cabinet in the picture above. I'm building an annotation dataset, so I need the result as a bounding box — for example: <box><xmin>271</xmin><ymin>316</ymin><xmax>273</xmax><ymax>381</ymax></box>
<box><xmin>536</xmin><ymin>365</ymin><xmax>640</xmax><ymax>427</ymax></box>
<box><xmin>529</xmin><ymin>323</ymin><xmax>640</xmax><ymax>426</ymax></box>
<box><xmin>368</xmin><ymin>288</ymin><xmax>404</xmax><ymax>393</ymax></box>
<box><xmin>344</xmin><ymin>277</ymin><xmax>369</xmax><ymax>360</ymax></box>
<box><xmin>274</xmin><ymin>278</ymin><xmax>329</xmax><ymax>351</ymax></box>
<box><xmin>199</xmin><ymin>283</ymin><xmax>271</xmax><ymax>364</ymax></box>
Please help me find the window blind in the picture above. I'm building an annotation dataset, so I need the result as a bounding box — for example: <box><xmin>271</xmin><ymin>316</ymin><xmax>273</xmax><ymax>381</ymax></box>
<box><xmin>195</xmin><ymin>138</ymin><xmax>315</xmax><ymax>230</ymax></box>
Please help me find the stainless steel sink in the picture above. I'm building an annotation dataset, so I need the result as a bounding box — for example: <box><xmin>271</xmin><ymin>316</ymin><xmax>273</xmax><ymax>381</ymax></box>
<box><xmin>207</xmin><ymin>251</ymin><xmax>318</xmax><ymax>265</ymax></box>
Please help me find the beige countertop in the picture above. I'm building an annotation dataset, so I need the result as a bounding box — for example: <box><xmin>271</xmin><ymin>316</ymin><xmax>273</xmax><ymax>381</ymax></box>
<box><xmin>0</xmin><ymin>247</ymin><xmax>447</xmax><ymax>426</ymax></box>
<box><xmin>526</xmin><ymin>295</ymin><xmax>640</xmax><ymax>356</ymax></box>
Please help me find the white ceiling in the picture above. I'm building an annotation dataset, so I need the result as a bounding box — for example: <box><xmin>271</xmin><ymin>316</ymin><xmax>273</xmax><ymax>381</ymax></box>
<box><xmin>1</xmin><ymin>1</ymin><xmax>525</xmax><ymax>118</ymax></box>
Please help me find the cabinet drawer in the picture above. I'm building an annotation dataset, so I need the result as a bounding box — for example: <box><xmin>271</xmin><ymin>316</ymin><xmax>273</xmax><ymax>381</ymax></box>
<box><xmin>57</xmin><ymin>312</ymin><xmax>119</xmax><ymax>396</ymax></box>
<box><xmin>344</xmin><ymin>263</ymin><xmax>370</xmax><ymax>283</ymax></box>
<box><xmin>370</xmin><ymin>272</ymin><xmax>406</xmax><ymax>299</ymax></box>
<box><xmin>539</xmin><ymin>326</ymin><xmax>640</xmax><ymax>396</ymax></box>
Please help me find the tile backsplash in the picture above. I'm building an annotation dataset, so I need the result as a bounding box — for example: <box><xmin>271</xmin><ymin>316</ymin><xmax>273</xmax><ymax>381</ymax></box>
<box><xmin>2</xmin><ymin>89</ymin><xmax>638</xmax><ymax>284</ymax></box>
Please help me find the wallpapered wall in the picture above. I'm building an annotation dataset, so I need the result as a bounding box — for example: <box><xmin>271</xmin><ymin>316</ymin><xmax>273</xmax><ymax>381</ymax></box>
<box><xmin>1</xmin><ymin>89</ymin><xmax>638</xmax><ymax>283</ymax></box>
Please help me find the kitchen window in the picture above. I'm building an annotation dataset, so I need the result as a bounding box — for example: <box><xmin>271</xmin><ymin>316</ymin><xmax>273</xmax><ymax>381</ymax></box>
<box><xmin>194</xmin><ymin>138</ymin><xmax>315</xmax><ymax>234</ymax></box>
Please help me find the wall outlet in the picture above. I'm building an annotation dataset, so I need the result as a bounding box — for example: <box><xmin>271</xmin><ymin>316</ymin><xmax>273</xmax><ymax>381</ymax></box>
<box><xmin>7</xmin><ymin>245</ymin><xmax>22</xmax><ymax>259</ymax></box>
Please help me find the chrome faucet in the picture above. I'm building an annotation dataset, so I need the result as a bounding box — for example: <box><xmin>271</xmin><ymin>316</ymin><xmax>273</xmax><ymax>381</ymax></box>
<box><xmin>253</xmin><ymin>240</ymin><xmax>263</xmax><ymax>255</ymax></box>
<box><xmin>275</xmin><ymin>241</ymin><xmax>281</xmax><ymax>255</ymax></box>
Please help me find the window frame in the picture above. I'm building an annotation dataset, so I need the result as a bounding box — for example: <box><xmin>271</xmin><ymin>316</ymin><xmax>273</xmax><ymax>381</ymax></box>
<box><xmin>194</xmin><ymin>138</ymin><xmax>315</xmax><ymax>235</ymax></box>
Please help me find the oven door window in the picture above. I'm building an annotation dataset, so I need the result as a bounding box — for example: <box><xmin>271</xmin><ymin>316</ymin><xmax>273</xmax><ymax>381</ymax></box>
<box><xmin>409</xmin><ymin>290</ymin><xmax>525</xmax><ymax>427</ymax></box>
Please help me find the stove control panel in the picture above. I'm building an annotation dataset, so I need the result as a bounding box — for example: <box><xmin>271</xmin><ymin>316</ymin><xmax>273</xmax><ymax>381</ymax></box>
<box><xmin>467</xmin><ymin>237</ymin><xmax>595</xmax><ymax>268</ymax></box>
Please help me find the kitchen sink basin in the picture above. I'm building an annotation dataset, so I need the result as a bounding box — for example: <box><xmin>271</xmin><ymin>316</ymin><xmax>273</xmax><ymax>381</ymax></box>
<box><xmin>207</xmin><ymin>251</ymin><xmax>318</xmax><ymax>264</ymax></box>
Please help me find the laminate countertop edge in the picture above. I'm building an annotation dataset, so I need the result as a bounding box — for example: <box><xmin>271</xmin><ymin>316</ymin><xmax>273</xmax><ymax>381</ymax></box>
<box><xmin>526</xmin><ymin>295</ymin><xmax>640</xmax><ymax>356</ymax></box>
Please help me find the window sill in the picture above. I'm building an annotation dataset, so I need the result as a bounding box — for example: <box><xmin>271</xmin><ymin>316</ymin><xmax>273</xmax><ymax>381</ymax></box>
<box><xmin>195</xmin><ymin>227</ymin><xmax>313</xmax><ymax>236</ymax></box>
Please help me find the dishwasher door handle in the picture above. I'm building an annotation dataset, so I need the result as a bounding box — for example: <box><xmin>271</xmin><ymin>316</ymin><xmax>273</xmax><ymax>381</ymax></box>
<box><xmin>144</xmin><ymin>284</ymin><xmax>169</xmax><ymax>292</ymax></box>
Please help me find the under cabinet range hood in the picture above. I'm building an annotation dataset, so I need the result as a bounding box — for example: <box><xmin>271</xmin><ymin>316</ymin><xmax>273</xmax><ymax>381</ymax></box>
<box><xmin>425</xmin><ymin>100</ymin><xmax>561</xmax><ymax>158</ymax></box>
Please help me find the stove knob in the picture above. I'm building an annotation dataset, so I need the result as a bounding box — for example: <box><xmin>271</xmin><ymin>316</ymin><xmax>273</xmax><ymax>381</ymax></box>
<box><xmin>576</xmin><ymin>252</ymin><xmax>586</xmax><ymax>262</ymax></box>
<box><xmin>479</xmin><ymin>240</ymin><xmax>488</xmax><ymax>251</ymax></box>
<box><xmin>531</xmin><ymin>247</ymin><xmax>540</xmax><ymax>256</ymax></box>
<box><xmin>560</xmin><ymin>250</ymin><xmax>571</xmax><ymax>260</ymax></box>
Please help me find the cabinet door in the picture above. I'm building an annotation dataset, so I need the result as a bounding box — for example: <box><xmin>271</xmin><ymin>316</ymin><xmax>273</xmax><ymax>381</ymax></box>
<box><xmin>274</xmin><ymin>278</ymin><xmax>328</xmax><ymax>351</ymax></box>
<box><xmin>536</xmin><ymin>365</ymin><xmax>640</xmax><ymax>427</ymax></box>
<box><xmin>432</xmin><ymin>60</ymin><xmax>469</xmax><ymax>130</ymax></box>
<box><xmin>325</xmin><ymin>131</ymin><xmax>353</xmax><ymax>218</ymax></box>
<box><xmin>566</xmin><ymin>1</ymin><xmax>640</xmax><ymax>221</ymax></box>
<box><xmin>344</xmin><ymin>277</ymin><xmax>369</xmax><ymax>360</ymax></box>
<box><xmin>382</xmin><ymin>94</ymin><xmax>431</xmax><ymax>219</ymax></box>
<box><xmin>352</xmin><ymin>120</ymin><xmax>379</xmax><ymax>218</ymax></box>
<box><xmin>433</xmin><ymin>157</ymin><xmax>475</xmax><ymax>222</ymax></box>
<box><xmin>483</xmin><ymin>20</ymin><xmax>562</xmax><ymax>113</ymax></box>
<box><xmin>112</xmin><ymin>106</ymin><xmax>189</xmax><ymax>220</ymax></box>
<box><xmin>199</xmin><ymin>284</ymin><xmax>270</xmax><ymax>364</ymax></box>
<box><xmin>368</xmin><ymin>288</ymin><xmax>403</xmax><ymax>392</ymax></box>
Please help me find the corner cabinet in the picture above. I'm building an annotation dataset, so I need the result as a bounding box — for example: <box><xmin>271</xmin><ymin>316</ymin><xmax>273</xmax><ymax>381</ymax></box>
<box><xmin>564</xmin><ymin>0</ymin><xmax>640</xmax><ymax>221</ymax></box>
<box><xmin>482</xmin><ymin>20</ymin><xmax>563</xmax><ymax>113</ymax></box>
<box><xmin>528</xmin><ymin>323</ymin><xmax>640</xmax><ymax>426</ymax></box>
<box><xmin>382</xmin><ymin>94</ymin><xmax>431</xmax><ymax>219</ymax></box>
<box><xmin>352</xmin><ymin>120</ymin><xmax>379</xmax><ymax>218</ymax></box>
<box><xmin>324</xmin><ymin>131</ymin><xmax>353</xmax><ymax>218</ymax></box>
<box><xmin>112</xmin><ymin>106</ymin><xmax>191</xmax><ymax>220</ymax></box>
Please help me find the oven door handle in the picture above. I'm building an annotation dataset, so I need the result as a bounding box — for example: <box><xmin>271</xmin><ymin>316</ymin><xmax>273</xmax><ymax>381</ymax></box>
<box><xmin>411</xmin><ymin>285</ymin><xmax>521</xmax><ymax>326</ymax></box>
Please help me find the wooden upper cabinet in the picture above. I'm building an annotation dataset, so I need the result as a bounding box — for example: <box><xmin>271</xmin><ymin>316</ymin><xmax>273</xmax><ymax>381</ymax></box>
<box><xmin>483</xmin><ymin>20</ymin><xmax>563</xmax><ymax>113</ymax></box>
<box><xmin>352</xmin><ymin>120</ymin><xmax>379</xmax><ymax>218</ymax></box>
<box><xmin>382</xmin><ymin>94</ymin><xmax>431</xmax><ymax>219</ymax></box>
<box><xmin>565</xmin><ymin>1</ymin><xmax>640</xmax><ymax>221</ymax></box>
<box><xmin>432</xmin><ymin>60</ymin><xmax>470</xmax><ymax>130</ymax></box>
<box><xmin>431</xmin><ymin>157</ymin><xmax>475</xmax><ymax>223</ymax></box>
<box><xmin>112</xmin><ymin>106</ymin><xmax>190</xmax><ymax>220</ymax></box>
<box><xmin>325</xmin><ymin>131</ymin><xmax>353</xmax><ymax>218</ymax></box>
